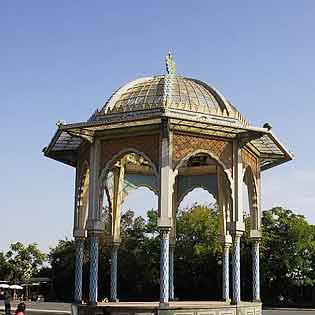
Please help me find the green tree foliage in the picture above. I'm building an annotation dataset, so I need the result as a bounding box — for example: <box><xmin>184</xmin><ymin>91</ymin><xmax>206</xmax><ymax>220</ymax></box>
<box><xmin>5</xmin><ymin>242</ymin><xmax>46</xmax><ymax>283</ymax></box>
<box><xmin>175</xmin><ymin>203</ymin><xmax>222</xmax><ymax>300</ymax></box>
<box><xmin>48</xmin><ymin>239</ymin><xmax>79</xmax><ymax>302</ymax></box>
<box><xmin>4</xmin><ymin>204</ymin><xmax>313</xmax><ymax>305</ymax></box>
<box><xmin>260</xmin><ymin>207</ymin><xmax>315</xmax><ymax>303</ymax></box>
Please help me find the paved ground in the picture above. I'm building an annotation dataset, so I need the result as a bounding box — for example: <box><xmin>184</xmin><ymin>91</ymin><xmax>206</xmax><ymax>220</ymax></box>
<box><xmin>1</xmin><ymin>301</ymin><xmax>315</xmax><ymax>315</ymax></box>
<box><xmin>264</xmin><ymin>310</ymin><xmax>315</xmax><ymax>315</ymax></box>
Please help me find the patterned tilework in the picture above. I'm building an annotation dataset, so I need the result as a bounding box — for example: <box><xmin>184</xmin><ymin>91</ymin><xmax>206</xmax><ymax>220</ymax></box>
<box><xmin>169</xmin><ymin>245</ymin><xmax>175</xmax><ymax>300</ymax></box>
<box><xmin>241</xmin><ymin>149</ymin><xmax>259</xmax><ymax>179</ymax></box>
<box><xmin>172</xmin><ymin>133</ymin><xmax>233</xmax><ymax>173</ymax></box>
<box><xmin>101</xmin><ymin>134</ymin><xmax>160</xmax><ymax>170</ymax></box>
<box><xmin>232</xmin><ymin>235</ymin><xmax>241</xmax><ymax>303</ymax></box>
<box><xmin>89</xmin><ymin>235</ymin><xmax>99</xmax><ymax>304</ymax></box>
<box><xmin>74</xmin><ymin>238</ymin><xmax>84</xmax><ymax>303</ymax></box>
<box><xmin>252</xmin><ymin>241</ymin><xmax>260</xmax><ymax>301</ymax></box>
<box><xmin>160</xmin><ymin>229</ymin><xmax>170</xmax><ymax>303</ymax></box>
<box><xmin>110</xmin><ymin>245</ymin><xmax>119</xmax><ymax>301</ymax></box>
<box><xmin>222</xmin><ymin>245</ymin><xmax>230</xmax><ymax>301</ymax></box>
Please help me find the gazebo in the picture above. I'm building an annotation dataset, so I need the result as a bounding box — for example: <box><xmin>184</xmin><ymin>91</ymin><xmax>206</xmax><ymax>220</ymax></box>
<box><xmin>44</xmin><ymin>53</ymin><xmax>292</xmax><ymax>315</ymax></box>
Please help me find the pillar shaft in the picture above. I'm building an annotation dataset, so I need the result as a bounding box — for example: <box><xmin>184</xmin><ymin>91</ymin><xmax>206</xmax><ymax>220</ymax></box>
<box><xmin>74</xmin><ymin>238</ymin><xmax>84</xmax><ymax>303</ymax></box>
<box><xmin>222</xmin><ymin>244</ymin><xmax>230</xmax><ymax>301</ymax></box>
<box><xmin>169</xmin><ymin>245</ymin><xmax>174</xmax><ymax>300</ymax></box>
<box><xmin>252</xmin><ymin>240</ymin><xmax>260</xmax><ymax>301</ymax></box>
<box><xmin>89</xmin><ymin>234</ymin><xmax>99</xmax><ymax>305</ymax></box>
<box><xmin>110</xmin><ymin>245</ymin><xmax>119</xmax><ymax>302</ymax></box>
<box><xmin>232</xmin><ymin>234</ymin><xmax>241</xmax><ymax>304</ymax></box>
<box><xmin>160</xmin><ymin>228</ymin><xmax>170</xmax><ymax>304</ymax></box>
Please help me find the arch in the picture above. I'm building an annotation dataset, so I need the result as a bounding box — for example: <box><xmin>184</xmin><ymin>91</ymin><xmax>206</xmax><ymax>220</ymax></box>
<box><xmin>243</xmin><ymin>166</ymin><xmax>259</xmax><ymax>231</ymax></box>
<box><xmin>98</xmin><ymin>147</ymin><xmax>158</xmax><ymax>209</ymax></box>
<box><xmin>174</xmin><ymin>150</ymin><xmax>232</xmax><ymax>242</ymax></box>
<box><xmin>174</xmin><ymin>148</ymin><xmax>233</xmax><ymax>198</ymax></box>
<box><xmin>176</xmin><ymin>186</ymin><xmax>216</xmax><ymax>210</ymax></box>
<box><xmin>75</xmin><ymin>160</ymin><xmax>90</xmax><ymax>232</ymax></box>
<box><xmin>98</xmin><ymin>148</ymin><xmax>158</xmax><ymax>244</ymax></box>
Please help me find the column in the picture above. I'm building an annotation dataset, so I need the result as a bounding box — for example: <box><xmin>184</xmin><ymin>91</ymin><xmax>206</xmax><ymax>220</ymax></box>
<box><xmin>252</xmin><ymin>240</ymin><xmax>260</xmax><ymax>301</ymax></box>
<box><xmin>74</xmin><ymin>238</ymin><xmax>84</xmax><ymax>303</ymax></box>
<box><xmin>89</xmin><ymin>233</ymin><xmax>99</xmax><ymax>305</ymax></box>
<box><xmin>169</xmin><ymin>244</ymin><xmax>175</xmax><ymax>301</ymax></box>
<box><xmin>160</xmin><ymin>228</ymin><xmax>170</xmax><ymax>304</ymax></box>
<box><xmin>110</xmin><ymin>244</ymin><xmax>119</xmax><ymax>302</ymax></box>
<box><xmin>231</xmin><ymin>233</ymin><xmax>241</xmax><ymax>304</ymax></box>
<box><xmin>222</xmin><ymin>243</ymin><xmax>230</xmax><ymax>302</ymax></box>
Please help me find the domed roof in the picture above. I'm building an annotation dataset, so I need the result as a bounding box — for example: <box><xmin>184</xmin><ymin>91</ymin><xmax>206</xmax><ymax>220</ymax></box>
<box><xmin>98</xmin><ymin>53</ymin><xmax>248</xmax><ymax>126</ymax></box>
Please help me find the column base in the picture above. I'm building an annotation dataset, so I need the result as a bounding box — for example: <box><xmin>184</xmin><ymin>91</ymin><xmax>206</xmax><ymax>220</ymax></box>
<box><xmin>89</xmin><ymin>301</ymin><xmax>98</xmax><ymax>306</ymax></box>
<box><xmin>159</xmin><ymin>302</ymin><xmax>169</xmax><ymax>308</ymax></box>
<box><xmin>230</xmin><ymin>300</ymin><xmax>242</xmax><ymax>305</ymax></box>
<box><xmin>109</xmin><ymin>298</ymin><xmax>119</xmax><ymax>303</ymax></box>
<box><xmin>221</xmin><ymin>298</ymin><xmax>231</xmax><ymax>303</ymax></box>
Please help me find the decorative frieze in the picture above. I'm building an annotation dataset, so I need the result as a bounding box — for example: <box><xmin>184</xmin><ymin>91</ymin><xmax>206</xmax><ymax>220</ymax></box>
<box><xmin>172</xmin><ymin>133</ymin><xmax>233</xmax><ymax>173</ymax></box>
<box><xmin>101</xmin><ymin>135</ymin><xmax>160</xmax><ymax>170</ymax></box>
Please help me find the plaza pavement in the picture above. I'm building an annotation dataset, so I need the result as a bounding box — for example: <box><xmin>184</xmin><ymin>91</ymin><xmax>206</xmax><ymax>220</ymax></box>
<box><xmin>1</xmin><ymin>301</ymin><xmax>315</xmax><ymax>315</ymax></box>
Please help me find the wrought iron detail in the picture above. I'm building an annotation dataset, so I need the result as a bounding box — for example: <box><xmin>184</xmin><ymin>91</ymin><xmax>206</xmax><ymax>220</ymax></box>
<box><xmin>252</xmin><ymin>240</ymin><xmax>260</xmax><ymax>301</ymax></box>
<box><xmin>232</xmin><ymin>234</ymin><xmax>241</xmax><ymax>303</ymax></box>
<box><xmin>74</xmin><ymin>238</ymin><xmax>84</xmax><ymax>303</ymax></box>
<box><xmin>89</xmin><ymin>235</ymin><xmax>99</xmax><ymax>304</ymax></box>
<box><xmin>160</xmin><ymin>228</ymin><xmax>170</xmax><ymax>303</ymax></box>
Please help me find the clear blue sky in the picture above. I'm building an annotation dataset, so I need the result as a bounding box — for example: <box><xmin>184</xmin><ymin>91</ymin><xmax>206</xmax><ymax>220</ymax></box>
<box><xmin>1</xmin><ymin>1</ymin><xmax>314</xmax><ymax>252</ymax></box>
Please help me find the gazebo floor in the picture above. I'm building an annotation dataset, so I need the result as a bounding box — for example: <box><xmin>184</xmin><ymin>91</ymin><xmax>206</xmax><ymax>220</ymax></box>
<box><xmin>75</xmin><ymin>300</ymin><xmax>262</xmax><ymax>315</ymax></box>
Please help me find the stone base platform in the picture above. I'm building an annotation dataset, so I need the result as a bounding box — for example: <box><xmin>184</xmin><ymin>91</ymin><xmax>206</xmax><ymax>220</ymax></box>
<box><xmin>74</xmin><ymin>301</ymin><xmax>262</xmax><ymax>315</ymax></box>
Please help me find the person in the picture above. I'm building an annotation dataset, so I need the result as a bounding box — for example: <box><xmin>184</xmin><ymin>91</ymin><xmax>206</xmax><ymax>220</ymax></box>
<box><xmin>15</xmin><ymin>302</ymin><xmax>26</xmax><ymax>315</ymax></box>
<box><xmin>4</xmin><ymin>289</ymin><xmax>11</xmax><ymax>315</ymax></box>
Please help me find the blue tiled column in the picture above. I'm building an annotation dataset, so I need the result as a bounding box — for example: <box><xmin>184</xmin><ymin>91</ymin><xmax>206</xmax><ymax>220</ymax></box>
<box><xmin>110</xmin><ymin>244</ymin><xmax>119</xmax><ymax>302</ymax></box>
<box><xmin>74</xmin><ymin>238</ymin><xmax>84</xmax><ymax>303</ymax></box>
<box><xmin>232</xmin><ymin>234</ymin><xmax>241</xmax><ymax>304</ymax></box>
<box><xmin>169</xmin><ymin>244</ymin><xmax>175</xmax><ymax>301</ymax></box>
<box><xmin>252</xmin><ymin>240</ymin><xmax>260</xmax><ymax>301</ymax></box>
<box><xmin>89</xmin><ymin>234</ymin><xmax>99</xmax><ymax>305</ymax></box>
<box><xmin>160</xmin><ymin>228</ymin><xmax>170</xmax><ymax>304</ymax></box>
<box><xmin>222</xmin><ymin>243</ymin><xmax>230</xmax><ymax>302</ymax></box>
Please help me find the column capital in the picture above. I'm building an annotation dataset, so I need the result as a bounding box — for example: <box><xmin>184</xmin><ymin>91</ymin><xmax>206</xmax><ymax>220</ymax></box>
<box><xmin>73</xmin><ymin>229</ymin><xmax>87</xmax><ymax>239</ymax></box>
<box><xmin>250</xmin><ymin>229</ymin><xmax>262</xmax><ymax>241</ymax></box>
<box><xmin>110</xmin><ymin>241</ymin><xmax>121</xmax><ymax>250</ymax></box>
<box><xmin>86</xmin><ymin>219</ymin><xmax>104</xmax><ymax>234</ymax></box>
<box><xmin>221</xmin><ymin>233</ymin><xmax>233</xmax><ymax>246</ymax></box>
<box><xmin>159</xmin><ymin>227</ymin><xmax>171</xmax><ymax>239</ymax></box>
<box><xmin>227</xmin><ymin>221</ymin><xmax>245</xmax><ymax>235</ymax></box>
<box><xmin>87</xmin><ymin>229</ymin><xmax>102</xmax><ymax>237</ymax></box>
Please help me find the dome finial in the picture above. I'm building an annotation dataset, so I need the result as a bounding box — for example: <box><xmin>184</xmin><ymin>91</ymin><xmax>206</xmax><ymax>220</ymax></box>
<box><xmin>165</xmin><ymin>50</ymin><xmax>176</xmax><ymax>76</ymax></box>
<box><xmin>163</xmin><ymin>51</ymin><xmax>176</xmax><ymax>105</ymax></box>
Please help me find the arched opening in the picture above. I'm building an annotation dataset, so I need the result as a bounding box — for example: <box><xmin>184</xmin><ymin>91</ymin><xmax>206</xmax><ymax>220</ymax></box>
<box><xmin>98</xmin><ymin>151</ymin><xmax>158</xmax><ymax>301</ymax></box>
<box><xmin>175</xmin><ymin>188</ymin><xmax>221</xmax><ymax>300</ymax></box>
<box><xmin>172</xmin><ymin>152</ymin><xmax>231</xmax><ymax>301</ymax></box>
<box><xmin>241</xmin><ymin>166</ymin><xmax>258</xmax><ymax>301</ymax></box>
<box><xmin>76</xmin><ymin>163</ymin><xmax>90</xmax><ymax>232</ymax></box>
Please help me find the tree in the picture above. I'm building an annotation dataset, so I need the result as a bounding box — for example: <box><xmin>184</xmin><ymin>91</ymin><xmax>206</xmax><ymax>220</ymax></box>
<box><xmin>175</xmin><ymin>203</ymin><xmax>222</xmax><ymax>300</ymax></box>
<box><xmin>48</xmin><ymin>240</ymin><xmax>78</xmax><ymax>302</ymax></box>
<box><xmin>260</xmin><ymin>207</ymin><xmax>315</xmax><ymax>303</ymax></box>
<box><xmin>0</xmin><ymin>251</ymin><xmax>13</xmax><ymax>280</ymax></box>
<box><xmin>5</xmin><ymin>242</ymin><xmax>46</xmax><ymax>283</ymax></box>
